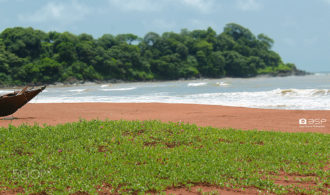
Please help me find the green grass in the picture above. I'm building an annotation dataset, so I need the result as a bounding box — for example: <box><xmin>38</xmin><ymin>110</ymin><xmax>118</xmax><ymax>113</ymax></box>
<box><xmin>0</xmin><ymin>120</ymin><xmax>329</xmax><ymax>194</ymax></box>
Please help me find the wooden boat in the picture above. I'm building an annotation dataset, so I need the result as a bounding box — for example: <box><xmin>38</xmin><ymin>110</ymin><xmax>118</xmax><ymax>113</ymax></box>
<box><xmin>0</xmin><ymin>86</ymin><xmax>46</xmax><ymax>117</ymax></box>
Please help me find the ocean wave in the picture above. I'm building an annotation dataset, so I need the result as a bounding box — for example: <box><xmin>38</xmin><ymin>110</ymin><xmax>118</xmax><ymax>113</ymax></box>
<box><xmin>100</xmin><ymin>87</ymin><xmax>137</xmax><ymax>91</ymax></box>
<box><xmin>187</xmin><ymin>82</ymin><xmax>207</xmax><ymax>87</ymax></box>
<box><xmin>312</xmin><ymin>89</ymin><xmax>330</xmax><ymax>96</ymax></box>
<box><xmin>68</xmin><ymin>89</ymin><xmax>86</xmax><ymax>93</ymax></box>
<box><xmin>314</xmin><ymin>72</ymin><xmax>330</xmax><ymax>76</ymax></box>
<box><xmin>215</xmin><ymin>82</ymin><xmax>230</xmax><ymax>86</ymax></box>
<box><xmin>33</xmin><ymin>92</ymin><xmax>330</xmax><ymax>110</ymax></box>
<box><xmin>31</xmin><ymin>85</ymin><xmax>330</xmax><ymax>110</ymax></box>
<box><xmin>101</xmin><ymin>84</ymin><xmax>110</xmax><ymax>88</ymax></box>
<box><xmin>0</xmin><ymin>90</ymin><xmax>14</xmax><ymax>94</ymax></box>
<box><xmin>187</xmin><ymin>88</ymin><xmax>330</xmax><ymax>98</ymax></box>
<box><xmin>275</xmin><ymin>89</ymin><xmax>330</xmax><ymax>97</ymax></box>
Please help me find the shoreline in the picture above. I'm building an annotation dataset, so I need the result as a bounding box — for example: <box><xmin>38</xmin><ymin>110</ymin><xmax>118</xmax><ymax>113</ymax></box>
<box><xmin>0</xmin><ymin>71</ymin><xmax>314</xmax><ymax>89</ymax></box>
<box><xmin>1</xmin><ymin>103</ymin><xmax>329</xmax><ymax>133</ymax></box>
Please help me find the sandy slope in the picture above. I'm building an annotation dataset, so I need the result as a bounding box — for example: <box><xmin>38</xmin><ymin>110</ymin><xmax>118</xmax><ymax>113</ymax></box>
<box><xmin>1</xmin><ymin>103</ymin><xmax>328</xmax><ymax>133</ymax></box>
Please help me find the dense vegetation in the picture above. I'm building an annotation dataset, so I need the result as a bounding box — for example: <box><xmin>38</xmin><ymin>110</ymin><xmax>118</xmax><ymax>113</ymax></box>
<box><xmin>0</xmin><ymin>120</ymin><xmax>328</xmax><ymax>194</ymax></box>
<box><xmin>0</xmin><ymin>23</ymin><xmax>301</xmax><ymax>86</ymax></box>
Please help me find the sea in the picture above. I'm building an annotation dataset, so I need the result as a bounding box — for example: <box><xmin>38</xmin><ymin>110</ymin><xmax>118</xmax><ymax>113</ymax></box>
<box><xmin>1</xmin><ymin>73</ymin><xmax>329</xmax><ymax>110</ymax></box>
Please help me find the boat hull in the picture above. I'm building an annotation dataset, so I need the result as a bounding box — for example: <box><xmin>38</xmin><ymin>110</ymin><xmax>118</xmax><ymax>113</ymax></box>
<box><xmin>0</xmin><ymin>86</ymin><xmax>46</xmax><ymax>117</ymax></box>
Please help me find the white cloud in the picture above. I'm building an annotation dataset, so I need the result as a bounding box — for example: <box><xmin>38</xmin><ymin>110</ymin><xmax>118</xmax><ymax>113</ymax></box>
<box><xmin>179</xmin><ymin>0</ymin><xmax>216</xmax><ymax>13</ymax></box>
<box><xmin>236</xmin><ymin>0</ymin><xmax>262</xmax><ymax>11</ymax></box>
<box><xmin>108</xmin><ymin>0</ymin><xmax>162</xmax><ymax>12</ymax></box>
<box><xmin>18</xmin><ymin>0</ymin><xmax>90</xmax><ymax>24</ymax></box>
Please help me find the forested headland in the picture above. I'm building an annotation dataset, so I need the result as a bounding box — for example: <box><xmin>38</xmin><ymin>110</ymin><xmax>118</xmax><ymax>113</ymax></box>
<box><xmin>0</xmin><ymin>23</ymin><xmax>307</xmax><ymax>86</ymax></box>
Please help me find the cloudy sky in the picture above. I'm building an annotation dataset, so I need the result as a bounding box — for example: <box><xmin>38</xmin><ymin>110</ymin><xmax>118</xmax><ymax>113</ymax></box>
<box><xmin>0</xmin><ymin>0</ymin><xmax>329</xmax><ymax>72</ymax></box>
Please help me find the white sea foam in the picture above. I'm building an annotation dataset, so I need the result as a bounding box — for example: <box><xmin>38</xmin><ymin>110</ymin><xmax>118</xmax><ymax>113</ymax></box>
<box><xmin>187</xmin><ymin>82</ymin><xmax>207</xmax><ymax>87</ymax></box>
<box><xmin>0</xmin><ymin>90</ymin><xmax>13</xmax><ymax>94</ymax></box>
<box><xmin>183</xmin><ymin>89</ymin><xmax>330</xmax><ymax>110</ymax></box>
<box><xmin>26</xmin><ymin>74</ymin><xmax>330</xmax><ymax>110</ymax></box>
<box><xmin>100</xmin><ymin>87</ymin><xmax>137</xmax><ymax>91</ymax></box>
<box><xmin>274</xmin><ymin>88</ymin><xmax>330</xmax><ymax>97</ymax></box>
<box><xmin>215</xmin><ymin>82</ymin><xmax>230</xmax><ymax>86</ymax></box>
<box><xmin>314</xmin><ymin>72</ymin><xmax>330</xmax><ymax>76</ymax></box>
<box><xmin>33</xmin><ymin>88</ymin><xmax>330</xmax><ymax>110</ymax></box>
<box><xmin>68</xmin><ymin>89</ymin><xmax>86</xmax><ymax>93</ymax></box>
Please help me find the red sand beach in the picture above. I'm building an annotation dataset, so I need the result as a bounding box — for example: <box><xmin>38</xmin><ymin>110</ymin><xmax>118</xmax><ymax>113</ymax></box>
<box><xmin>0</xmin><ymin>103</ymin><xmax>329</xmax><ymax>133</ymax></box>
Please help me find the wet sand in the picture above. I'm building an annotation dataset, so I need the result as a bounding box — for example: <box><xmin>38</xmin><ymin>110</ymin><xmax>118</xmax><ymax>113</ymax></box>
<box><xmin>0</xmin><ymin>103</ymin><xmax>329</xmax><ymax>133</ymax></box>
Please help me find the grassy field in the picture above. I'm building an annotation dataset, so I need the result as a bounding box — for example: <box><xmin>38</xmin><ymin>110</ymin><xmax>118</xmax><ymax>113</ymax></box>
<box><xmin>0</xmin><ymin>120</ymin><xmax>329</xmax><ymax>194</ymax></box>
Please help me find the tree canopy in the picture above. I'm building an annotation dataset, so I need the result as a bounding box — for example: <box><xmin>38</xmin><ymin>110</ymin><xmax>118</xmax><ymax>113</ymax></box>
<box><xmin>0</xmin><ymin>23</ymin><xmax>299</xmax><ymax>86</ymax></box>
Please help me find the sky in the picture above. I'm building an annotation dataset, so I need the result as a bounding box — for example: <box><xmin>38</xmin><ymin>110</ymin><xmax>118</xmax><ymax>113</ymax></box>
<box><xmin>0</xmin><ymin>0</ymin><xmax>329</xmax><ymax>72</ymax></box>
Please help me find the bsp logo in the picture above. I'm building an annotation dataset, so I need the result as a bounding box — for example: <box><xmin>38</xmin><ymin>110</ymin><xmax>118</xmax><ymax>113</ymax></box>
<box><xmin>299</xmin><ymin>118</ymin><xmax>327</xmax><ymax>126</ymax></box>
<box><xmin>299</xmin><ymin>118</ymin><xmax>307</xmax><ymax>125</ymax></box>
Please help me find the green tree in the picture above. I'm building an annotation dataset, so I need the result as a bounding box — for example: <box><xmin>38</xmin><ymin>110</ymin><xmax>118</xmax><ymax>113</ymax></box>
<box><xmin>0</xmin><ymin>23</ymin><xmax>297</xmax><ymax>86</ymax></box>
<box><xmin>257</xmin><ymin>33</ymin><xmax>274</xmax><ymax>50</ymax></box>
<box><xmin>193</xmin><ymin>40</ymin><xmax>213</xmax><ymax>55</ymax></box>
<box><xmin>180</xmin><ymin>55</ymin><xmax>199</xmax><ymax>78</ymax></box>
<box><xmin>116</xmin><ymin>34</ymin><xmax>139</xmax><ymax>45</ymax></box>
<box><xmin>17</xmin><ymin>57</ymin><xmax>62</xmax><ymax>84</ymax></box>
<box><xmin>53</xmin><ymin>32</ymin><xmax>78</xmax><ymax>65</ymax></box>
<box><xmin>143</xmin><ymin>32</ymin><xmax>160</xmax><ymax>46</ymax></box>
<box><xmin>54</xmin><ymin>41</ymin><xmax>77</xmax><ymax>64</ymax></box>
<box><xmin>65</xmin><ymin>61</ymin><xmax>101</xmax><ymax>81</ymax></box>
<box><xmin>215</xmin><ymin>34</ymin><xmax>236</xmax><ymax>51</ymax></box>
<box><xmin>223</xmin><ymin>51</ymin><xmax>256</xmax><ymax>77</ymax></box>
<box><xmin>97</xmin><ymin>34</ymin><xmax>118</xmax><ymax>49</ymax></box>
<box><xmin>196</xmin><ymin>50</ymin><xmax>207</xmax><ymax>69</ymax></box>
<box><xmin>76</xmin><ymin>39</ymin><xmax>96</xmax><ymax>65</ymax></box>
<box><xmin>0</xmin><ymin>27</ymin><xmax>46</xmax><ymax>59</ymax></box>
<box><xmin>206</xmin><ymin>51</ymin><xmax>226</xmax><ymax>77</ymax></box>
<box><xmin>151</xmin><ymin>54</ymin><xmax>182</xmax><ymax>79</ymax></box>
<box><xmin>224</xmin><ymin>23</ymin><xmax>255</xmax><ymax>41</ymax></box>
<box><xmin>0</xmin><ymin>39</ymin><xmax>10</xmax><ymax>74</ymax></box>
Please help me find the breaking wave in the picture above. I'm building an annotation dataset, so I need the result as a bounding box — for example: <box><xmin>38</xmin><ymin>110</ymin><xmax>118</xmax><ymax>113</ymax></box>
<box><xmin>100</xmin><ymin>87</ymin><xmax>137</xmax><ymax>91</ymax></box>
<box><xmin>187</xmin><ymin>82</ymin><xmax>207</xmax><ymax>87</ymax></box>
<box><xmin>0</xmin><ymin>90</ymin><xmax>13</xmax><ymax>94</ymax></box>
<box><xmin>277</xmin><ymin>89</ymin><xmax>329</xmax><ymax>97</ymax></box>
<box><xmin>215</xmin><ymin>82</ymin><xmax>230</xmax><ymax>86</ymax></box>
<box><xmin>32</xmin><ymin>88</ymin><xmax>330</xmax><ymax>110</ymax></box>
<box><xmin>19</xmin><ymin>73</ymin><xmax>330</xmax><ymax>110</ymax></box>
<box><xmin>68</xmin><ymin>89</ymin><xmax>86</xmax><ymax>93</ymax></box>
